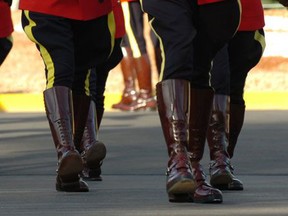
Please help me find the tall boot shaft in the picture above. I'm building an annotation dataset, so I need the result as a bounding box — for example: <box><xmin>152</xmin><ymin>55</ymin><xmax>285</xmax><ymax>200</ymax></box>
<box><xmin>188</xmin><ymin>88</ymin><xmax>214</xmax><ymax>162</ymax></box>
<box><xmin>228</xmin><ymin>103</ymin><xmax>245</xmax><ymax>158</ymax></box>
<box><xmin>43</xmin><ymin>86</ymin><xmax>88</xmax><ymax>192</ymax></box>
<box><xmin>73</xmin><ymin>93</ymin><xmax>91</xmax><ymax>150</ymax></box>
<box><xmin>156</xmin><ymin>79</ymin><xmax>195</xmax><ymax>202</ymax></box>
<box><xmin>81</xmin><ymin>102</ymin><xmax>100</xmax><ymax>152</ymax></box>
<box><xmin>80</xmin><ymin>102</ymin><xmax>107</xmax><ymax>181</ymax></box>
<box><xmin>156</xmin><ymin>79</ymin><xmax>190</xmax><ymax>155</ymax></box>
<box><xmin>207</xmin><ymin>94</ymin><xmax>229</xmax><ymax>160</ymax></box>
<box><xmin>43</xmin><ymin>86</ymin><xmax>75</xmax><ymax>158</ymax></box>
<box><xmin>187</xmin><ymin>88</ymin><xmax>223</xmax><ymax>203</ymax></box>
<box><xmin>207</xmin><ymin>94</ymin><xmax>243</xmax><ymax>190</ymax></box>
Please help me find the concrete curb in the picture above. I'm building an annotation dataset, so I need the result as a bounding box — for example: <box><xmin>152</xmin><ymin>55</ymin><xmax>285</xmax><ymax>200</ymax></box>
<box><xmin>0</xmin><ymin>92</ymin><xmax>287</xmax><ymax>112</ymax></box>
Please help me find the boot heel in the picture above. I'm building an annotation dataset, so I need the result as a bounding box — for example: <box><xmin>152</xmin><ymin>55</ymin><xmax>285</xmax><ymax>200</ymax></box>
<box><xmin>57</xmin><ymin>151</ymin><xmax>83</xmax><ymax>177</ymax></box>
<box><xmin>56</xmin><ymin>176</ymin><xmax>89</xmax><ymax>192</ymax></box>
<box><xmin>85</xmin><ymin>141</ymin><xmax>107</xmax><ymax>168</ymax></box>
<box><xmin>168</xmin><ymin>193</ymin><xmax>194</xmax><ymax>203</ymax></box>
<box><xmin>210</xmin><ymin>172</ymin><xmax>233</xmax><ymax>186</ymax></box>
<box><xmin>193</xmin><ymin>193</ymin><xmax>223</xmax><ymax>204</ymax></box>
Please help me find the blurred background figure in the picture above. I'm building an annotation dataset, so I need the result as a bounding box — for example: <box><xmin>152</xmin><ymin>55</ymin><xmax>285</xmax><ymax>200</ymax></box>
<box><xmin>112</xmin><ymin>0</ymin><xmax>157</xmax><ymax>112</ymax></box>
<box><xmin>0</xmin><ymin>0</ymin><xmax>13</xmax><ymax>66</ymax></box>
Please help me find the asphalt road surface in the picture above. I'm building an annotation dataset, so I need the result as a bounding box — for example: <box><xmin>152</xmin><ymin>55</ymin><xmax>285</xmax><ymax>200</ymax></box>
<box><xmin>0</xmin><ymin>110</ymin><xmax>287</xmax><ymax>216</ymax></box>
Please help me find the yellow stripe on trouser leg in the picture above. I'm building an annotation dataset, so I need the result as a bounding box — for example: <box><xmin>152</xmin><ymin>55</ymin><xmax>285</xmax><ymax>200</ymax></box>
<box><xmin>84</xmin><ymin>69</ymin><xmax>91</xmax><ymax>97</ymax></box>
<box><xmin>254</xmin><ymin>30</ymin><xmax>266</xmax><ymax>54</ymax></box>
<box><xmin>121</xmin><ymin>2</ymin><xmax>141</xmax><ymax>58</ymax></box>
<box><xmin>23</xmin><ymin>10</ymin><xmax>55</xmax><ymax>89</ymax></box>
<box><xmin>108</xmin><ymin>11</ymin><xmax>116</xmax><ymax>57</ymax></box>
<box><xmin>149</xmin><ymin>17</ymin><xmax>165</xmax><ymax>81</ymax></box>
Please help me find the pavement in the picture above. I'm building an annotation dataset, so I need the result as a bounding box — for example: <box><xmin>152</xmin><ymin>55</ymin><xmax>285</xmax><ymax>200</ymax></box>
<box><xmin>0</xmin><ymin>110</ymin><xmax>288</xmax><ymax>216</ymax></box>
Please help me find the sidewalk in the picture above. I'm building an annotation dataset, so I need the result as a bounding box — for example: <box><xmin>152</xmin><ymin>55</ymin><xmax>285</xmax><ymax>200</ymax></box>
<box><xmin>0</xmin><ymin>111</ymin><xmax>288</xmax><ymax>216</ymax></box>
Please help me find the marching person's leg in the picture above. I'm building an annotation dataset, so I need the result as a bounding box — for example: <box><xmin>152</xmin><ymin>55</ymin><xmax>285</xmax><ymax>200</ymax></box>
<box><xmin>22</xmin><ymin>11</ymin><xmax>88</xmax><ymax>192</ymax></box>
<box><xmin>228</xmin><ymin>29</ymin><xmax>265</xmax><ymax>158</ymax></box>
<box><xmin>142</xmin><ymin>0</ymin><xmax>197</xmax><ymax>203</ymax></box>
<box><xmin>209</xmin><ymin>46</ymin><xmax>243</xmax><ymax>190</ymax></box>
<box><xmin>189</xmin><ymin>0</ymin><xmax>241</xmax><ymax>200</ymax></box>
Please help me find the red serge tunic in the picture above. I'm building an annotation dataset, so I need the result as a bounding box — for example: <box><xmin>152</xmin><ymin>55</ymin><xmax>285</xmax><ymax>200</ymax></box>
<box><xmin>18</xmin><ymin>0</ymin><xmax>112</xmax><ymax>20</ymax></box>
<box><xmin>0</xmin><ymin>0</ymin><xmax>13</xmax><ymax>38</ymax></box>
<box><xmin>120</xmin><ymin>0</ymin><xmax>138</xmax><ymax>2</ymax></box>
<box><xmin>239</xmin><ymin>0</ymin><xmax>265</xmax><ymax>31</ymax></box>
<box><xmin>112</xmin><ymin>0</ymin><xmax>125</xmax><ymax>38</ymax></box>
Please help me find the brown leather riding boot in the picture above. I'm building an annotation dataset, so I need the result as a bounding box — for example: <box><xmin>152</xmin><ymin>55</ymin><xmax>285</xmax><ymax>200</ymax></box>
<box><xmin>188</xmin><ymin>88</ymin><xmax>222</xmax><ymax>203</ymax></box>
<box><xmin>157</xmin><ymin>79</ymin><xmax>195</xmax><ymax>202</ymax></box>
<box><xmin>227</xmin><ymin>103</ymin><xmax>245</xmax><ymax>158</ymax></box>
<box><xmin>207</xmin><ymin>94</ymin><xmax>243</xmax><ymax>190</ymax></box>
<box><xmin>121</xmin><ymin>54</ymin><xmax>156</xmax><ymax>111</ymax></box>
<box><xmin>79</xmin><ymin>102</ymin><xmax>107</xmax><ymax>181</ymax></box>
<box><xmin>43</xmin><ymin>86</ymin><xmax>88</xmax><ymax>192</ymax></box>
<box><xmin>112</xmin><ymin>47</ymin><xmax>137</xmax><ymax>110</ymax></box>
<box><xmin>73</xmin><ymin>93</ymin><xmax>91</xmax><ymax>149</ymax></box>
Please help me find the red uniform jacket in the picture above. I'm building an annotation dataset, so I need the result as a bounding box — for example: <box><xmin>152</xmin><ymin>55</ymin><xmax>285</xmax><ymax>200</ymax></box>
<box><xmin>239</xmin><ymin>0</ymin><xmax>265</xmax><ymax>31</ymax></box>
<box><xmin>0</xmin><ymin>0</ymin><xmax>13</xmax><ymax>38</ymax></box>
<box><xmin>19</xmin><ymin>0</ymin><xmax>112</xmax><ymax>20</ymax></box>
<box><xmin>120</xmin><ymin>0</ymin><xmax>138</xmax><ymax>2</ymax></box>
<box><xmin>112</xmin><ymin>0</ymin><xmax>125</xmax><ymax>38</ymax></box>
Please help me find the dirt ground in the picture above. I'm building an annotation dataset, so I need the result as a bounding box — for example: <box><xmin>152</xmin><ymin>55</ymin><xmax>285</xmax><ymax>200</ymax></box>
<box><xmin>1</xmin><ymin>9</ymin><xmax>288</xmax><ymax>94</ymax></box>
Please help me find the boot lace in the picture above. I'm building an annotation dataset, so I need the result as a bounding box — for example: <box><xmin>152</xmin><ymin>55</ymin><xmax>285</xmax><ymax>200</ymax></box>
<box><xmin>56</xmin><ymin>118</ymin><xmax>72</xmax><ymax>147</ymax></box>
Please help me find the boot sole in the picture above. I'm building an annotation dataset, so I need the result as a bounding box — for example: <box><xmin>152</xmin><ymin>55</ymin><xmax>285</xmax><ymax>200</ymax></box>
<box><xmin>214</xmin><ymin>180</ymin><xmax>244</xmax><ymax>191</ymax></box>
<box><xmin>210</xmin><ymin>173</ymin><xmax>233</xmax><ymax>187</ymax></box>
<box><xmin>86</xmin><ymin>142</ymin><xmax>106</xmax><ymax>169</ymax></box>
<box><xmin>56</xmin><ymin>177</ymin><xmax>89</xmax><ymax>192</ymax></box>
<box><xmin>169</xmin><ymin>193</ymin><xmax>194</xmax><ymax>202</ymax></box>
<box><xmin>58</xmin><ymin>152</ymin><xmax>83</xmax><ymax>178</ymax></box>
<box><xmin>168</xmin><ymin>179</ymin><xmax>196</xmax><ymax>202</ymax></box>
<box><xmin>81</xmin><ymin>167</ymin><xmax>103</xmax><ymax>181</ymax></box>
<box><xmin>194</xmin><ymin>193</ymin><xmax>223</xmax><ymax>204</ymax></box>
